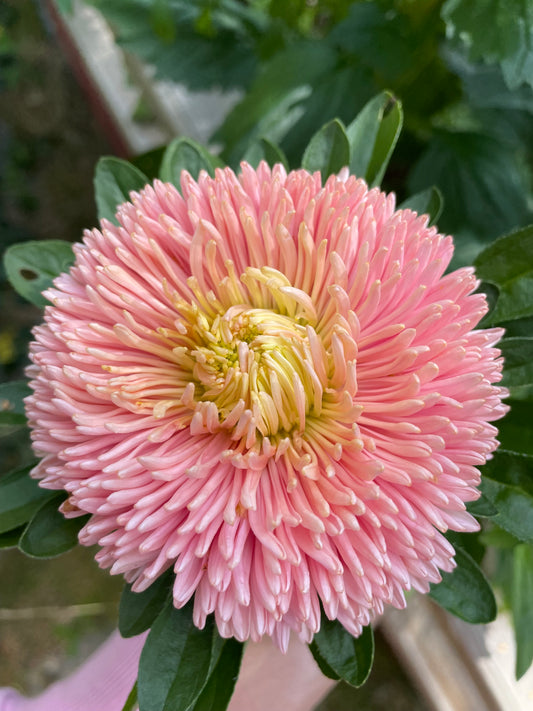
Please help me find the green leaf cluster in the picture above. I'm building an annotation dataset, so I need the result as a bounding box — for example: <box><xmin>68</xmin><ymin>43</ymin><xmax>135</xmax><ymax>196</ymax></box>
<box><xmin>120</xmin><ymin>594</ymin><xmax>243</xmax><ymax>711</ymax></box>
<box><xmin>442</xmin><ymin>0</ymin><xmax>533</xmax><ymax>90</ymax></box>
<box><xmin>77</xmin><ymin>0</ymin><xmax>533</xmax><ymax>260</ymax></box>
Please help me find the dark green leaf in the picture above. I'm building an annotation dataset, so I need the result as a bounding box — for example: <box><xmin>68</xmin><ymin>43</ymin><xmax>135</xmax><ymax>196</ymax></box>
<box><xmin>94</xmin><ymin>157</ymin><xmax>149</xmax><ymax>224</ymax></box>
<box><xmin>445</xmin><ymin>530</ymin><xmax>486</xmax><ymax>566</ymax></box>
<box><xmin>480</xmin><ymin>526</ymin><xmax>520</xmax><ymax>549</ymax></box>
<box><xmin>94</xmin><ymin>0</ymin><xmax>260</xmax><ymax>91</ymax></box>
<box><xmin>497</xmin><ymin>401</ymin><xmax>533</xmax><ymax>456</ymax></box>
<box><xmin>485</xmin><ymin>479</ymin><xmax>533</xmax><ymax>544</ymax></box>
<box><xmin>309</xmin><ymin>641</ymin><xmax>341</xmax><ymax>681</ymax></box>
<box><xmin>159</xmin><ymin>138</ymin><xmax>223</xmax><ymax>186</ymax></box>
<box><xmin>474</xmin><ymin>225</ymin><xmax>533</xmax><ymax>324</ymax></box>
<box><xmin>310</xmin><ymin>618</ymin><xmax>374</xmax><ymax>687</ymax></box>
<box><xmin>500</xmin><ymin>338</ymin><xmax>533</xmax><ymax>388</ymax></box>
<box><xmin>190</xmin><ymin>638</ymin><xmax>244</xmax><ymax>711</ymax></box>
<box><xmin>442</xmin><ymin>0</ymin><xmax>533</xmax><ymax>90</ymax></box>
<box><xmin>0</xmin><ymin>464</ymin><xmax>53</xmax><ymax>534</ymax></box>
<box><xmin>466</xmin><ymin>495</ymin><xmax>498</xmax><ymax>518</ymax></box>
<box><xmin>345</xmin><ymin>92</ymin><xmax>402</xmax><ymax>186</ymax></box>
<box><xmin>119</xmin><ymin>570</ymin><xmax>174</xmax><ymax>638</ymax></box>
<box><xmin>302</xmin><ymin>119</ymin><xmax>350</xmax><ymax>183</ymax></box>
<box><xmin>242</xmin><ymin>137</ymin><xmax>289</xmax><ymax>170</ymax></box>
<box><xmin>4</xmin><ymin>240</ymin><xmax>74</xmax><ymax>307</ymax></box>
<box><xmin>132</xmin><ymin>146</ymin><xmax>167</xmax><ymax>181</ymax></box>
<box><xmin>138</xmin><ymin>601</ymin><xmax>219</xmax><ymax>711</ymax></box>
<box><xmin>215</xmin><ymin>42</ymin><xmax>338</xmax><ymax>166</ymax></box>
<box><xmin>0</xmin><ymin>525</ymin><xmax>26</xmax><ymax>549</ymax></box>
<box><xmin>481</xmin><ymin>482</ymin><xmax>533</xmax><ymax>543</ymax></box>
<box><xmin>511</xmin><ymin>544</ymin><xmax>533</xmax><ymax>678</ymax></box>
<box><xmin>480</xmin><ymin>450</ymin><xmax>533</xmax><ymax>543</ymax></box>
<box><xmin>0</xmin><ymin>381</ymin><xmax>30</xmax><ymax>426</ymax></box>
<box><xmin>330</xmin><ymin>3</ymin><xmax>423</xmax><ymax>83</ymax></box>
<box><xmin>408</xmin><ymin>131</ymin><xmax>531</xmax><ymax>243</ymax></box>
<box><xmin>445</xmin><ymin>48</ymin><xmax>533</xmax><ymax>114</ymax></box>
<box><xmin>280</xmin><ymin>64</ymin><xmax>375</xmax><ymax>168</ymax></box>
<box><xmin>399</xmin><ymin>187</ymin><xmax>443</xmax><ymax>226</ymax></box>
<box><xmin>19</xmin><ymin>493</ymin><xmax>89</xmax><ymax>558</ymax></box>
<box><xmin>121</xmin><ymin>681</ymin><xmax>138</xmax><ymax>711</ymax></box>
<box><xmin>429</xmin><ymin>546</ymin><xmax>497</xmax><ymax>623</ymax></box>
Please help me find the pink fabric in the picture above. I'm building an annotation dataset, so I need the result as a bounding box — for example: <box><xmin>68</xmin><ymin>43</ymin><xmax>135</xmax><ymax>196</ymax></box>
<box><xmin>0</xmin><ymin>631</ymin><xmax>147</xmax><ymax>711</ymax></box>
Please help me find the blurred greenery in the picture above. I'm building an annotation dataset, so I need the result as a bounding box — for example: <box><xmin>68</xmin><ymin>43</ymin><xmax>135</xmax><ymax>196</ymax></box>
<box><xmin>73</xmin><ymin>0</ymin><xmax>533</xmax><ymax>265</ymax></box>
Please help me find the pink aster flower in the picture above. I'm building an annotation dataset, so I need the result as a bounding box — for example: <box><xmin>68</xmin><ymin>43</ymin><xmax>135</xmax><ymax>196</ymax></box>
<box><xmin>26</xmin><ymin>162</ymin><xmax>507</xmax><ymax>651</ymax></box>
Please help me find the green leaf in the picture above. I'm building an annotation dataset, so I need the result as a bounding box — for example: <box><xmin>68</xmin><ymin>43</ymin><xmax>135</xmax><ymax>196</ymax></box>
<box><xmin>119</xmin><ymin>570</ymin><xmax>174</xmax><ymax>638</ymax></box>
<box><xmin>497</xmin><ymin>401</ymin><xmax>533</xmax><ymax>456</ymax></box>
<box><xmin>0</xmin><ymin>464</ymin><xmax>53</xmax><ymax>534</ymax></box>
<box><xmin>442</xmin><ymin>0</ymin><xmax>533</xmax><ymax>89</ymax></box>
<box><xmin>429</xmin><ymin>546</ymin><xmax>497</xmax><ymax>623</ymax></box>
<box><xmin>408</xmin><ymin>131</ymin><xmax>531</xmax><ymax>243</ymax></box>
<box><xmin>19</xmin><ymin>493</ymin><xmax>89</xmax><ymax>558</ymax></box>
<box><xmin>190</xmin><ymin>638</ymin><xmax>244</xmax><ymax>711</ymax></box>
<box><xmin>309</xmin><ymin>619</ymin><xmax>374</xmax><ymax>687</ymax></box>
<box><xmin>137</xmin><ymin>601</ymin><xmax>220</xmax><ymax>711</ymax></box>
<box><xmin>94</xmin><ymin>0</ymin><xmax>260</xmax><ymax>91</ymax></box>
<box><xmin>0</xmin><ymin>381</ymin><xmax>31</xmax><ymax>426</ymax></box>
<box><xmin>399</xmin><ymin>187</ymin><xmax>443</xmax><ymax>226</ymax></box>
<box><xmin>346</xmin><ymin>92</ymin><xmax>402</xmax><ymax>187</ymax></box>
<box><xmin>94</xmin><ymin>157</ymin><xmax>149</xmax><ymax>224</ymax></box>
<box><xmin>346</xmin><ymin>91</ymin><xmax>403</xmax><ymax>185</ymax></box>
<box><xmin>302</xmin><ymin>119</ymin><xmax>350</xmax><ymax>183</ymax></box>
<box><xmin>0</xmin><ymin>525</ymin><xmax>26</xmax><ymax>549</ymax></box>
<box><xmin>121</xmin><ymin>681</ymin><xmax>138</xmax><ymax>711</ymax></box>
<box><xmin>4</xmin><ymin>240</ymin><xmax>75</xmax><ymax>307</ymax></box>
<box><xmin>466</xmin><ymin>495</ymin><xmax>498</xmax><ymax>518</ymax></box>
<box><xmin>481</xmin><ymin>449</ymin><xmax>533</xmax><ymax>543</ymax></box>
<box><xmin>474</xmin><ymin>225</ymin><xmax>533</xmax><ymax>324</ymax></box>
<box><xmin>242</xmin><ymin>137</ymin><xmax>289</xmax><ymax>170</ymax></box>
<box><xmin>511</xmin><ymin>544</ymin><xmax>533</xmax><ymax>678</ymax></box>
<box><xmin>159</xmin><ymin>138</ymin><xmax>223</xmax><ymax>186</ymax></box>
<box><xmin>499</xmin><ymin>338</ymin><xmax>533</xmax><ymax>388</ymax></box>
<box><xmin>215</xmin><ymin>42</ymin><xmax>339</xmax><ymax>166</ymax></box>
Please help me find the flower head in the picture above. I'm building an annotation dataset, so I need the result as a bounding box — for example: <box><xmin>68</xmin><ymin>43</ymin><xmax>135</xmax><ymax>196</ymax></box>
<box><xmin>26</xmin><ymin>163</ymin><xmax>507</xmax><ymax>650</ymax></box>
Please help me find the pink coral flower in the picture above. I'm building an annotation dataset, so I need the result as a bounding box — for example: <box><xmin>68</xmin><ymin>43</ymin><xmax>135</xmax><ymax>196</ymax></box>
<box><xmin>26</xmin><ymin>163</ymin><xmax>507</xmax><ymax>651</ymax></box>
